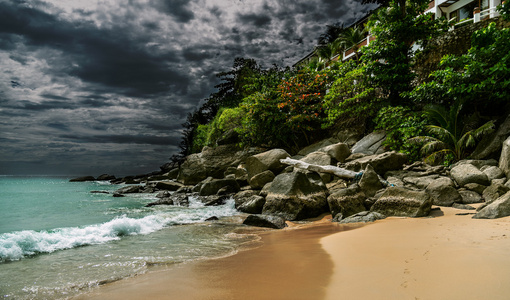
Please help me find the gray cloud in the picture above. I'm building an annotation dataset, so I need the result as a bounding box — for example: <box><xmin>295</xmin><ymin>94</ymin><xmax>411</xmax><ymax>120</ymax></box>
<box><xmin>0</xmin><ymin>0</ymin><xmax>374</xmax><ymax>175</ymax></box>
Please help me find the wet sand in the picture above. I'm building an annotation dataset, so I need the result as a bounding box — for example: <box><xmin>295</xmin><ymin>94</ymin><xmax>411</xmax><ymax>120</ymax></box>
<box><xmin>79</xmin><ymin>207</ymin><xmax>510</xmax><ymax>300</ymax></box>
<box><xmin>78</xmin><ymin>217</ymin><xmax>358</xmax><ymax>300</ymax></box>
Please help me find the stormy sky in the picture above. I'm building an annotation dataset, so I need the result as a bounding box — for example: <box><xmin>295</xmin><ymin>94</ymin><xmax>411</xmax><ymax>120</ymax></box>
<box><xmin>0</xmin><ymin>0</ymin><xmax>374</xmax><ymax>176</ymax></box>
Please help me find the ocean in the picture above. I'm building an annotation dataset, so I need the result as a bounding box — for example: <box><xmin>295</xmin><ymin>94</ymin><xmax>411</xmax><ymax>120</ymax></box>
<box><xmin>0</xmin><ymin>176</ymin><xmax>259</xmax><ymax>299</ymax></box>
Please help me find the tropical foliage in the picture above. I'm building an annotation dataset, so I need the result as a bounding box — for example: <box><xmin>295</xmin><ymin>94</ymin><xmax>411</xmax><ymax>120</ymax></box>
<box><xmin>410</xmin><ymin>100</ymin><xmax>494</xmax><ymax>164</ymax></box>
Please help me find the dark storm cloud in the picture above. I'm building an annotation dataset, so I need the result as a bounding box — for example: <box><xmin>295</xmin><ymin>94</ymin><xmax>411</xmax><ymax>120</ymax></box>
<box><xmin>0</xmin><ymin>1</ymin><xmax>188</xmax><ymax>97</ymax></box>
<box><xmin>60</xmin><ymin>134</ymin><xmax>181</xmax><ymax>146</ymax></box>
<box><xmin>152</xmin><ymin>0</ymin><xmax>195</xmax><ymax>23</ymax></box>
<box><xmin>0</xmin><ymin>0</ymin><xmax>375</xmax><ymax>175</ymax></box>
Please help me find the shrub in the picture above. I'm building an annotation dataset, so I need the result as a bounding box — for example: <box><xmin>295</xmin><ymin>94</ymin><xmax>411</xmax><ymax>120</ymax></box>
<box><xmin>374</xmin><ymin>106</ymin><xmax>427</xmax><ymax>161</ymax></box>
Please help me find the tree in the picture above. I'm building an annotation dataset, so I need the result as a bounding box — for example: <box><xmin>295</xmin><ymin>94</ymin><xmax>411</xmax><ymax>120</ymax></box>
<box><xmin>409</xmin><ymin>22</ymin><xmax>510</xmax><ymax>115</ymax></box>
<box><xmin>318</xmin><ymin>23</ymin><xmax>345</xmax><ymax>46</ymax></box>
<box><xmin>410</xmin><ymin>99</ymin><xmax>494</xmax><ymax>164</ymax></box>
<box><xmin>336</xmin><ymin>25</ymin><xmax>367</xmax><ymax>62</ymax></box>
<box><xmin>361</xmin><ymin>0</ymin><xmax>449</xmax><ymax>105</ymax></box>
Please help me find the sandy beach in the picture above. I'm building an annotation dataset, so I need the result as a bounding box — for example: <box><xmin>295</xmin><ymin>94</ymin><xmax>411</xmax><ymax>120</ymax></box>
<box><xmin>78</xmin><ymin>207</ymin><xmax>510</xmax><ymax>300</ymax></box>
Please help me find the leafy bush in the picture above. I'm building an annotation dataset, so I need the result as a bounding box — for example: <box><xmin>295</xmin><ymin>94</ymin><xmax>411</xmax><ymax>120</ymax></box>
<box><xmin>374</xmin><ymin>106</ymin><xmax>427</xmax><ymax>161</ymax></box>
<box><xmin>323</xmin><ymin>67</ymin><xmax>380</xmax><ymax>128</ymax></box>
<box><xmin>409</xmin><ymin>23</ymin><xmax>510</xmax><ymax>113</ymax></box>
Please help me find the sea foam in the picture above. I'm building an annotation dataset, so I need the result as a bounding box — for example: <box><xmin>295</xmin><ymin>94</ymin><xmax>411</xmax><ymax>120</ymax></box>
<box><xmin>0</xmin><ymin>198</ymin><xmax>238</xmax><ymax>262</ymax></box>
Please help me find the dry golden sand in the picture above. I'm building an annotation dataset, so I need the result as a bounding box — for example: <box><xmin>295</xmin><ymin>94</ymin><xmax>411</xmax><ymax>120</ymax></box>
<box><xmin>322</xmin><ymin>206</ymin><xmax>510</xmax><ymax>300</ymax></box>
<box><xmin>78</xmin><ymin>207</ymin><xmax>510</xmax><ymax>300</ymax></box>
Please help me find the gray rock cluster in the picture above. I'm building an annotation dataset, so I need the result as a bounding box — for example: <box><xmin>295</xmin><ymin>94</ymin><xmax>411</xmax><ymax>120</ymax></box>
<box><xmin>82</xmin><ymin>130</ymin><xmax>510</xmax><ymax>229</ymax></box>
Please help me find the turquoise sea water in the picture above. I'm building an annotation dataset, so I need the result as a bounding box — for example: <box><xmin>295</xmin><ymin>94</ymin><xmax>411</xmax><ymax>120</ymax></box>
<box><xmin>0</xmin><ymin>176</ymin><xmax>256</xmax><ymax>299</ymax></box>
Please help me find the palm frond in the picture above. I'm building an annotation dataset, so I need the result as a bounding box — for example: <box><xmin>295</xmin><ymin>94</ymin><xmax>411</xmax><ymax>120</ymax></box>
<box><xmin>423</xmin><ymin>149</ymin><xmax>454</xmax><ymax>165</ymax></box>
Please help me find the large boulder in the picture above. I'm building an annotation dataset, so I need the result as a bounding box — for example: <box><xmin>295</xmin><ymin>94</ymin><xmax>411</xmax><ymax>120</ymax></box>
<box><xmin>199</xmin><ymin>178</ymin><xmax>240</xmax><ymax>196</ymax></box>
<box><xmin>243</xmin><ymin>214</ymin><xmax>287</xmax><ymax>229</ymax></box>
<box><xmin>472</xmin><ymin>114</ymin><xmax>510</xmax><ymax>160</ymax></box>
<box><xmin>237</xmin><ymin>195</ymin><xmax>266</xmax><ymax>214</ymax></box>
<box><xmin>450</xmin><ymin>164</ymin><xmax>490</xmax><ymax>187</ymax></box>
<box><xmin>499</xmin><ymin>136</ymin><xmax>510</xmax><ymax>178</ymax></box>
<box><xmin>358</xmin><ymin>164</ymin><xmax>383</xmax><ymax>197</ymax></box>
<box><xmin>262</xmin><ymin>172</ymin><xmax>329</xmax><ymax>221</ymax></box>
<box><xmin>249</xmin><ymin>170</ymin><xmax>275</xmax><ymax>190</ymax></box>
<box><xmin>97</xmin><ymin>174</ymin><xmax>116</xmax><ymax>181</ymax></box>
<box><xmin>343</xmin><ymin>151</ymin><xmax>408</xmax><ymax>174</ymax></box>
<box><xmin>154</xmin><ymin>181</ymin><xmax>184</xmax><ymax>191</ymax></box>
<box><xmin>178</xmin><ymin>145</ymin><xmax>262</xmax><ymax>185</ymax></box>
<box><xmin>69</xmin><ymin>176</ymin><xmax>96</xmax><ymax>182</ymax></box>
<box><xmin>473</xmin><ymin>191</ymin><xmax>510</xmax><ymax>219</ymax></box>
<box><xmin>245</xmin><ymin>149</ymin><xmax>290</xmax><ymax>183</ymax></box>
<box><xmin>481</xmin><ymin>165</ymin><xmax>505</xmax><ymax>182</ymax></box>
<box><xmin>351</xmin><ymin>131</ymin><xmax>386</xmax><ymax>155</ymax></box>
<box><xmin>327</xmin><ymin>185</ymin><xmax>366</xmax><ymax>220</ymax></box>
<box><xmin>370</xmin><ymin>187</ymin><xmax>432</xmax><ymax>218</ymax></box>
<box><xmin>114</xmin><ymin>185</ymin><xmax>143</xmax><ymax>194</ymax></box>
<box><xmin>338</xmin><ymin>211</ymin><xmax>386</xmax><ymax>224</ymax></box>
<box><xmin>402</xmin><ymin>175</ymin><xmax>440</xmax><ymax>189</ymax></box>
<box><xmin>300</xmin><ymin>151</ymin><xmax>333</xmax><ymax>183</ymax></box>
<box><xmin>298</xmin><ymin>138</ymin><xmax>339</xmax><ymax>156</ymax></box>
<box><xmin>319</xmin><ymin>142</ymin><xmax>351</xmax><ymax>163</ymax></box>
<box><xmin>458</xmin><ymin>190</ymin><xmax>483</xmax><ymax>204</ymax></box>
<box><xmin>482</xmin><ymin>183</ymin><xmax>510</xmax><ymax>204</ymax></box>
<box><xmin>425</xmin><ymin>179</ymin><xmax>462</xmax><ymax>207</ymax></box>
<box><xmin>233</xmin><ymin>190</ymin><xmax>260</xmax><ymax>208</ymax></box>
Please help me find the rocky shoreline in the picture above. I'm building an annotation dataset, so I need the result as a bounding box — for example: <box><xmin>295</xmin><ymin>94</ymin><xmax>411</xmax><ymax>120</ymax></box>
<box><xmin>71</xmin><ymin>129</ymin><xmax>510</xmax><ymax>228</ymax></box>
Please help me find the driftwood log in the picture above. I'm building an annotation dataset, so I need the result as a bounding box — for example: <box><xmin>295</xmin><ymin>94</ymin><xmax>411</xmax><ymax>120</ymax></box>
<box><xmin>280</xmin><ymin>158</ymin><xmax>359</xmax><ymax>179</ymax></box>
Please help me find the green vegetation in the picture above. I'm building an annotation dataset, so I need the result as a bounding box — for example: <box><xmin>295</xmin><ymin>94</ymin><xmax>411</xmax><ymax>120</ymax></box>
<box><xmin>172</xmin><ymin>0</ymin><xmax>510</xmax><ymax>166</ymax></box>
<box><xmin>409</xmin><ymin>99</ymin><xmax>495</xmax><ymax>165</ymax></box>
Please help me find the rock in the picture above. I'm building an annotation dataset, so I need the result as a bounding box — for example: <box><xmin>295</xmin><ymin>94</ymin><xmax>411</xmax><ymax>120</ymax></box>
<box><xmin>300</xmin><ymin>151</ymin><xmax>333</xmax><ymax>183</ymax></box>
<box><xmin>493</xmin><ymin>178</ymin><xmax>507</xmax><ymax>185</ymax></box>
<box><xmin>156</xmin><ymin>191</ymin><xmax>171</xmax><ymax>198</ymax></box>
<box><xmin>245</xmin><ymin>149</ymin><xmax>290</xmax><ymax>182</ymax></box>
<box><xmin>114</xmin><ymin>185</ymin><xmax>142</xmax><ymax>194</ymax></box>
<box><xmin>91</xmin><ymin>190</ymin><xmax>109</xmax><ymax>194</ymax></box>
<box><xmin>359</xmin><ymin>164</ymin><xmax>383</xmax><ymax>197</ymax></box>
<box><xmin>343</xmin><ymin>151</ymin><xmax>408</xmax><ymax>174</ymax></box>
<box><xmin>177</xmin><ymin>154</ymin><xmax>207</xmax><ymax>185</ymax></box>
<box><xmin>238</xmin><ymin>195</ymin><xmax>266</xmax><ymax>214</ymax></box>
<box><xmin>452</xmin><ymin>203</ymin><xmax>476</xmax><ymax>210</ymax></box>
<box><xmin>112</xmin><ymin>193</ymin><xmax>125</xmax><ymax>197</ymax></box>
<box><xmin>333</xmin><ymin>127</ymin><xmax>363</xmax><ymax>146</ymax></box>
<box><xmin>175</xmin><ymin>186</ymin><xmax>193</xmax><ymax>194</ymax></box>
<box><xmin>202</xmin><ymin>195</ymin><xmax>230</xmax><ymax>206</ymax></box>
<box><xmin>260</xmin><ymin>182</ymin><xmax>272</xmax><ymax>197</ymax></box>
<box><xmin>326</xmin><ymin>180</ymin><xmax>348</xmax><ymax>194</ymax></box>
<box><xmin>233</xmin><ymin>190</ymin><xmax>260</xmax><ymax>208</ymax></box>
<box><xmin>262</xmin><ymin>172</ymin><xmax>329</xmax><ymax>221</ymax></box>
<box><xmin>297</xmin><ymin>138</ymin><xmax>339</xmax><ymax>156</ymax></box>
<box><xmin>345</xmin><ymin>153</ymin><xmax>367</xmax><ymax>162</ymax></box>
<box><xmin>243</xmin><ymin>214</ymin><xmax>287</xmax><ymax>229</ymax></box>
<box><xmin>327</xmin><ymin>185</ymin><xmax>366</xmax><ymax>219</ymax></box>
<box><xmin>450</xmin><ymin>164</ymin><xmax>490</xmax><ymax>187</ymax></box>
<box><xmin>451</xmin><ymin>159</ymin><xmax>498</xmax><ymax>170</ymax></box>
<box><xmin>199</xmin><ymin>179</ymin><xmax>240</xmax><ymax>196</ymax></box>
<box><xmin>338</xmin><ymin>211</ymin><xmax>386</xmax><ymax>223</ymax></box>
<box><xmin>500</xmin><ymin>136</ymin><xmax>510</xmax><ymax>178</ymax></box>
<box><xmin>425</xmin><ymin>179</ymin><xmax>462</xmax><ymax>206</ymax></box>
<box><xmin>351</xmin><ymin>131</ymin><xmax>386</xmax><ymax>154</ymax></box>
<box><xmin>177</xmin><ymin>145</ymin><xmax>262</xmax><ymax>185</ymax></box>
<box><xmin>473</xmin><ymin>191</ymin><xmax>510</xmax><ymax>219</ymax></box>
<box><xmin>386</xmin><ymin>176</ymin><xmax>405</xmax><ymax>187</ymax></box>
<box><xmin>481</xmin><ymin>165</ymin><xmax>505</xmax><ymax>181</ymax></box>
<box><xmin>249</xmin><ymin>170</ymin><xmax>276</xmax><ymax>190</ymax></box>
<box><xmin>216</xmin><ymin>129</ymin><xmax>239</xmax><ymax>145</ymax></box>
<box><xmin>97</xmin><ymin>174</ymin><xmax>116</xmax><ymax>181</ymax></box>
<box><xmin>403</xmin><ymin>175</ymin><xmax>439</xmax><ymax>189</ymax></box>
<box><xmin>464</xmin><ymin>183</ymin><xmax>488</xmax><ymax>195</ymax></box>
<box><xmin>458</xmin><ymin>190</ymin><xmax>483</xmax><ymax>204</ymax></box>
<box><xmin>371</xmin><ymin>187</ymin><xmax>432</xmax><ymax>218</ymax></box>
<box><xmin>319</xmin><ymin>142</ymin><xmax>351</xmax><ymax>163</ymax></box>
<box><xmin>205</xmin><ymin>216</ymin><xmax>219</xmax><ymax>221</ymax></box>
<box><xmin>472</xmin><ymin>114</ymin><xmax>510</xmax><ymax>160</ymax></box>
<box><xmin>146</xmin><ymin>194</ymin><xmax>189</xmax><ymax>207</ymax></box>
<box><xmin>69</xmin><ymin>176</ymin><xmax>96</xmax><ymax>182</ymax></box>
<box><xmin>167</xmin><ymin>168</ymin><xmax>179</xmax><ymax>180</ymax></box>
<box><xmin>145</xmin><ymin>198</ymin><xmax>174</xmax><ymax>207</ymax></box>
<box><xmin>155</xmin><ymin>181</ymin><xmax>184</xmax><ymax>191</ymax></box>
<box><xmin>482</xmin><ymin>184</ymin><xmax>510</xmax><ymax>204</ymax></box>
